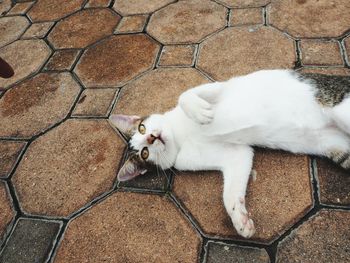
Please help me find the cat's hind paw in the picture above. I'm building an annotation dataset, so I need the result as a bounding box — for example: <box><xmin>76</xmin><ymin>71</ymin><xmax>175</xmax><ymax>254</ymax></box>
<box><xmin>230</xmin><ymin>200</ymin><xmax>256</xmax><ymax>238</ymax></box>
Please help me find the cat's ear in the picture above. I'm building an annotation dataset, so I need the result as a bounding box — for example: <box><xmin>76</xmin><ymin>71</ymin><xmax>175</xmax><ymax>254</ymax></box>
<box><xmin>117</xmin><ymin>156</ymin><xmax>147</xmax><ymax>181</ymax></box>
<box><xmin>109</xmin><ymin>114</ymin><xmax>140</xmax><ymax>139</ymax></box>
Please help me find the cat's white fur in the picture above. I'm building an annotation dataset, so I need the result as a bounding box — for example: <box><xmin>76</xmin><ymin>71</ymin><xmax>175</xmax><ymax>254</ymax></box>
<box><xmin>111</xmin><ymin>69</ymin><xmax>350</xmax><ymax>238</ymax></box>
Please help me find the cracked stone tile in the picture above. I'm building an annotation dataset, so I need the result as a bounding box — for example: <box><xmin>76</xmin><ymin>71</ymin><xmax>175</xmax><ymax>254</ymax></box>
<box><xmin>277</xmin><ymin>209</ymin><xmax>350</xmax><ymax>263</ymax></box>
<box><xmin>205</xmin><ymin>242</ymin><xmax>270</xmax><ymax>263</ymax></box>
<box><xmin>197</xmin><ymin>26</ymin><xmax>296</xmax><ymax>81</ymax></box>
<box><xmin>269</xmin><ymin>0</ymin><xmax>350</xmax><ymax>38</ymax></box>
<box><xmin>48</xmin><ymin>9</ymin><xmax>120</xmax><ymax>49</ymax></box>
<box><xmin>300</xmin><ymin>40</ymin><xmax>343</xmax><ymax>66</ymax></box>
<box><xmin>75</xmin><ymin>34</ymin><xmax>160</xmax><ymax>88</ymax></box>
<box><xmin>148</xmin><ymin>0</ymin><xmax>227</xmax><ymax>44</ymax></box>
<box><xmin>28</xmin><ymin>0</ymin><xmax>85</xmax><ymax>22</ymax></box>
<box><xmin>217</xmin><ymin>0</ymin><xmax>270</xmax><ymax>8</ymax></box>
<box><xmin>13</xmin><ymin>119</ymin><xmax>125</xmax><ymax>217</ymax></box>
<box><xmin>44</xmin><ymin>49</ymin><xmax>81</xmax><ymax>71</ymax></box>
<box><xmin>54</xmin><ymin>192</ymin><xmax>201</xmax><ymax>262</ymax></box>
<box><xmin>0</xmin><ymin>16</ymin><xmax>30</xmax><ymax>48</ymax></box>
<box><xmin>72</xmin><ymin>88</ymin><xmax>117</xmax><ymax>117</ymax></box>
<box><xmin>158</xmin><ymin>45</ymin><xmax>196</xmax><ymax>66</ymax></box>
<box><xmin>0</xmin><ymin>39</ymin><xmax>51</xmax><ymax>90</ymax></box>
<box><xmin>0</xmin><ymin>218</ymin><xmax>61</xmax><ymax>263</ymax></box>
<box><xmin>0</xmin><ymin>72</ymin><xmax>80</xmax><ymax>138</ymax></box>
<box><xmin>21</xmin><ymin>22</ymin><xmax>54</xmax><ymax>39</ymax></box>
<box><xmin>344</xmin><ymin>36</ymin><xmax>350</xmax><ymax>64</ymax></box>
<box><xmin>173</xmin><ymin>150</ymin><xmax>312</xmax><ymax>243</ymax></box>
<box><xmin>0</xmin><ymin>0</ymin><xmax>12</xmax><ymax>16</ymax></box>
<box><xmin>0</xmin><ymin>141</ymin><xmax>26</xmax><ymax>178</ymax></box>
<box><xmin>298</xmin><ymin>67</ymin><xmax>350</xmax><ymax>76</ymax></box>
<box><xmin>0</xmin><ymin>182</ymin><xmax>15</xmax><ymax>245</ymax></box>
<box><xmin>114</xmin><ymin>15</ymin><xmax>148</xmax><ymax>33</ymax></box>
<box><xmin>113</xmin><ymin>0</ymin><xmax>175</xmax><ymax>16</ymax></box>
<box><xmin>85</xmin><ymin>0</ymin><xmax>111</xmax><ymax>8</ymax></box>
<box><xmin>112</xmin><ymin>68</ymin><xmax>209</xmax><ymax>117</ymax></box>
<box><xmin>6</xmin><ymin>1</ymin><xmax>34</xmax><ymax>15</ymax></box>
<box><xmin>229</xmin><ymin>8</ymin><xmax>263</xmax><ymax>26</ymax></box>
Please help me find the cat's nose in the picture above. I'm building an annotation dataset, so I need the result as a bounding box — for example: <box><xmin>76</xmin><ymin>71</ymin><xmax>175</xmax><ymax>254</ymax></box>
<box><xmin>147</xmin><ymin>134</ymin><xmax>156</xmax><ymax>144</ymax></box>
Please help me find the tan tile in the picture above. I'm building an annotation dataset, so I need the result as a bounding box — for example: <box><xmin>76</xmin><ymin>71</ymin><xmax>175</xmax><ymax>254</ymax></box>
<box><xmin>217</xmin><ymin>0</ymin><xmax>270</xmax><ymax>8</ymax></box>
<box><xmin>72</xmin><ymin>88</ymin><xmax>117</xmax><ymax>117</ymax></box>
<box><xmin>300</xmin><ymin>40</ymin><xmax>343</xmax><ymax>66</ymax></box>
<box><xmin>113</xmin><ymin>0</ymin><xmax>174</xmax><ymax>16</ymax></box>
<box><xmin>0</xmin><ymin>73</ymin><xmax>80</xmax><ymax>138</ymax></box>
<box><xmin>0</xmin><ymin>16</ymin><xmax>30</xmax><ymax>48</ymax></box>
<box><xmin>344</xmin><ymin>36</ymin><xmax>350</xmax><ymax>64</ymax></box>
<box><xmin>0</xmin><ymin>182</ymin><xmax>15</xmax><ymax>242</ymax></box>
<box><xmin>115</xmin><ymin>15</ymin><xmax>148</xmax><ymax>33</ymax></box>
<box><xmin>269</xmin><ymin>0</ymin><xmax>350</xmax><ymax>38</ymax></box>
<box><xmin>54</xmin><ymin>192</ymin><xmax>201</xmax><ymax>262</ymax></box>
<box><xmin>148</xmin><ymin>0</ymin><xmax>227</xmax><ymax>44</ymax></box>
<box><xmin>0</xmin><ymin>0</ymin><xmax>12</xmax><ymax>16</ymax></box>
<box><xmin>48</xmin><ymin>9</ymin><xmax>120</xmax><ymax>49</ymax></box>
<box><xmin>75</xmin><ymin>34</ymin><xmax>160</xmax><ymax>88</ymax></box>
<box><xmin>28</xmin><ymin>0</ymin><xmax>84</xmax><ymax>22</ymax></box>
<box><xmin>13</xmin><ymin>119</ymin><xmax>124</xmax><ymax>217</ymax></box>
<box><xmin>277</xmin><ymin>210</ymin><xmax>350</xmax><ymax>263</ymax></box>
<box><xmin>0</xmin><ymin>39</ymin><xmax>51</xmax><ymax>90</ymax></box>
<box><xmin>197</xmin><ymin>26</ymin><xmax>296</xmax><ymax>81</ymax></box>
<box><xmin>298</xmin><ymin>67</ymin><xmax>350</xmax><ymax>76</ymax></box>
<box><xmin>159</xmin><ymin>45</ymin><xmax>195</xmax><ymax>66</ymax></box>
<box><xmin>85</xmin><ymin>0</ymin><xmax>111</xmax><ymax>8</ymax></box>
<box><xmin>7</xmin><ymin>1</ymin><xmax>34</xmax><ymax>15</ymax></box>
<box><xmin>44</xmin><ymin>49</ymin><xmax>81</xmax><ymax>71</ymax></box>
<box><xmin>21</xmin><ymin>22</ymin><xmax>54</xmax><ymax>39</ymax></box>
<box><xmin>173</xmin><ymin>150</ymin><xmax>312</xmax><ymax>243</ymax></box>
<box><xmin>113</xmin><ymin>68</ymin><xmax>209</xmax><ymax>116</ymax></box>
<box><xmin>229</xmin><ymin>8</ymin><xmax>263</xmax><ymax>26</ymax></box>
<box><xmin>0</xmin><ymin>141</ymin><xmax>26</xmax><ymax>178</ymax></box>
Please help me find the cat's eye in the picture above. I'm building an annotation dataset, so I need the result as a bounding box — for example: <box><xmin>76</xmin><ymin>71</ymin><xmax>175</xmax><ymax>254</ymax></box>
<box><xmin>138</xmin><ymin>123</ymin><xmax>146</xmax><ymax>134</ymax></box>
<box><xmin>140</xmin><ymin>147</ymin><xmax>149</xmax><ymax>160</ymax></box>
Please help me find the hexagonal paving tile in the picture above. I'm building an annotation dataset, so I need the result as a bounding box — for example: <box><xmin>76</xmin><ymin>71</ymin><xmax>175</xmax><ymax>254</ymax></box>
<box><xmin>85</xmin><ymin>0</ymin><xmax>111</xmax><ymax>8</ymax></box>
<box><xmin>269</xmin><ymin>0</ymin><xmax>350</xmax><ymax>38</ymax></box>
<box><xmin>113</xmin><ymin>0</ymin><xmax>175</xmax><ymax>15</ymax></box>
<box><xmin>7</xmin><ymin>2</ymin><xmax>34</xmax><ymax>15</ymax></box>
<box><xmin>217</xmin><ymin>0</ymin><xmax>270</xmax><ymax>8</ymax></box>
<box><xmin>197</xmin><ymin>26</ymin><xmax>296</xmax><ymax>81</ymax></box>
<box><xmin>75</xmin><ymin>34</ymin><xmax>160</xmax><ymax>88</ymax></box>
<box><xmin>28</xmin><ymin>0</ymin><xmax>84</xmax><ymax>22</ymax></box>
<box><xmin>277</xmin><ymin>209</ymin><xmax>350</xmax><ymax>263</ymax></box>
<box><xmin>158</xmin><ymin>45</ymin><xmax>196</xmax><ymax>66</ymax></box>
<box><xmin>13</xmin><ymin>120</ymin><xmax>124</xmax><ymax>217</ymax></box>
<box><xmin>0</xmin><ymin>141</ymin><xmax>26</xmax><ymax>178</ymax></box>
<box><xmin>0</xmin><ymin>40</ymin><xmax>51</xmax><ymax>90</ymax></box>
<box><xmin>0</xmin><ymin>16</ymin><xmax>29</xmax><ymax>48</ymax></box>
<box><xmin>48</xmin><ymin>9</ymin><xmax>120</xmax><ymax>49</ymax></box>
<box><xmin>44</xmin><ymin>50</ymin><xmax>81</xmax><ymax>71</ymax></box>
<box><xmin>112</xmin><ymin>68</ymin><xmax>209</xmax><ymax>116</ymax></box>
<box><xmin>173</xmin><ymin>150</ymin><xmax>313</xmax><ymax>243</ymax></box>
<box><xmin>54</xmin><ymin>192</ymin><xmax>201</xmax><ymax>262</ymax></box>
<box><xmin>147</xmin><ymin>0</ymin><xmax>227</xmax><ymax>44</ymax></box>
<box><xmin>229</xmin><ymin>7</ymin><xmax>263</xmax><ymax>26</ymax></box>
<box><xmin>0</xmin><ymin>0</ymin><xmax>12</xmax><ymax>16</ymax></box>
<box><xmin>0</xmin><ymin>72</ymin><xmax>80</xmax><ymax>139</ymax></box>
<box><xmin>0</xmin><ymin>182</ymin><xmax>15</xmax><ymax>244</ymax></box>
<box><xmin>300</xmin><ymin>40</ymin><xmax>343</xmax><ymax>66</ymax></box>
<box><xmin>21</xmin><ymin>22</ymin><xmax>54</xmax><ymax>39</ymax></box>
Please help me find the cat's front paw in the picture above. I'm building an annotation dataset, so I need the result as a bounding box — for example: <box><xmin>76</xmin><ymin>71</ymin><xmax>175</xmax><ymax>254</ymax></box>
<box><xmin>179</xmin><ymin>93</ymin><xmax>214</xmax><ymax>125</ymax></box>
<box><xmin>230</xmin><ymin>199</ymin><xmax>255</xmax><ymax>238</ymax></box>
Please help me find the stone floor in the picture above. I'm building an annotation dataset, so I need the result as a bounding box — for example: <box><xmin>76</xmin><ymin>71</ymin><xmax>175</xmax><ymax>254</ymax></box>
<box><xmin>0</xmin><ymin>0</ymin><xmax>350</xmax><ymax>262</ymax></box>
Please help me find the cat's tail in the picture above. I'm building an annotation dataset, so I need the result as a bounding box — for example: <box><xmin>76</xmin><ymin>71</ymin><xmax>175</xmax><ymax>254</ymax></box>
<box><xmin>328</xmin><ymin>150</ymin><xmax>350</xmax><ymax>170</ymax></box>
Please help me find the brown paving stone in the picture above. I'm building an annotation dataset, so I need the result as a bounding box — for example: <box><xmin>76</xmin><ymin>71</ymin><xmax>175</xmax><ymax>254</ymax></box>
<box><xmin>75</xmin><ymin>34</ymin><xmax>160</xmax><ymax>88</ymax></box>
<box><xmin>0</xmin><ymin>141</ymin><xmax>26</xmax><ymax>178</ymax></box>
<box><xmin>44</xmin><ymin>49</ymin><xmax>81</xmax><ymax>71</ymax></box>
<box><xmin>13</xmin><ymin>119</ymin><xmax>124</xmax><ymax>217</ymax></box>
<box><xmin>277</xmin><ymin>209</ymin><xmax>350</xmax><ymax>263</ymax></box>
<box><xmin>48</xmin><ymin>9</ymin><xmax>120</xmax><ymax>49</ymax></box>
<box><xmin>206</xmin><ymin>242</ymin><xmax>270</xmax><ymax>263</ymax></box>
<box><xmin>197</xmin><ymin>26</ymin><xmax>296</xmax><ymax>81</ymax></box>
<box><xmin>54</xmin><ymin>192</ymin><xmax>201</xmax><ymax>262</ymax></box>
<box><xmin>298</xmin><ymin>67</ymin><xmax>350</xmax><ymax>76</ymax></box>
<box><xmin>217</xmin><ymin>0</ymin><xmax>270</xmax><ymax>8</ymax></box>
<box><xmin>0</xmin><ymin>72</ymin><xmax>80</xmax><ymax>138</ymax></box>
<box><xmin>229</xmin><ymin>8</ymin><xmax>263</xmax><ymax>26</ymax></box>
<box><xmin>7</xmin><ymin>1</ymin><xmax>34</xmax><ymax>15</ymax></box>
<box><xmin>85</xmin><ymin>0</ymin><xmax>111</xmax><ymax>8</ymax></box>
<box><xmin>148</xmin><ymin>0</ymin><xmax>227</xmax><ymax>44</ymax></box>
<box><xmin>0</xmin><ymin>0</ymin><xmax>12</xmax><ymax>16</ymax></box>
<box><xmin>0</xmin><ymin>16</ymin><xmax>30</xmax><ymax>48</ymax></box>
<box><xmin>300</xmin><ymin>40</ymin><xmax>343</xmax><ymax>66</ymax></box>
<box><xmin>0</xmin><ymin>39</ymin><xmax>51</xmax><ymax>90</ymax></box>
<box><xmin>28</xmin><ymin>0</ymin><xmax>84</xmax><ymax>22</ymax></box>
<box><xmin>21</xmin><ymin>22</ymin><xmax>54</xmax><ymax>39</ymax></box>
<box><xmin>269</xmin><ymin>0</ymin><xmax>350</xmax><ymax>38</ymax></box>
<box><xmin>158</xmin><ymin>45</ymin><xmax>196</xmax><ymax>66</ymax></box>
<box><xmin>344</xmin><ymin>36</ymin><xmax>350</xmax><ymax>64</ymax></box>
<box><xmin>0</xmin><ymin>182</ymin><xmax>15</xmax><ymax>243</ymax></box>
<box><xmin>72</xmin><ymin>88</ymin><xmax>117</xmax><ymax>117</ymax></box>
<box><xmin>113</xmin><ymin>68</ymin><xmax>209</xmax><ymax>116</ymax></box>
<box><xmin>316</xmin><ymin>158</ymin><xmax>350</xmax><ymax>206</ymax></box>
<box><xmin>113</xmin><ymin>0</ymin><xmax>175</xmax><ymax>16</ymax></box>
<box><xmin>115</xmin><ymin>15</ymin><xmax>148</xmax><ymax>33</ymax></box>
<box><xmin>173</xmin><ymin>150</ymin><xmax>312</xmax><ymax>243</ymax></box>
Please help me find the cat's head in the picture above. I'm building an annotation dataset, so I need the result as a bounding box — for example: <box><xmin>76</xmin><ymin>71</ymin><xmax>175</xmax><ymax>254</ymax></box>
<box><xmin>109</xmin><ymin>114</ymin><xmax>177</xmax><ymax>181</ymax></box>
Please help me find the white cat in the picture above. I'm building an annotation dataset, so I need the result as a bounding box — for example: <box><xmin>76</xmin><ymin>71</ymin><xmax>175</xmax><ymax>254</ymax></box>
<box><xmin>109</xmin><ymin>69</ymin><xmax>350</xmax><ymax>238</ymax></box>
